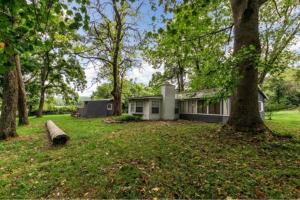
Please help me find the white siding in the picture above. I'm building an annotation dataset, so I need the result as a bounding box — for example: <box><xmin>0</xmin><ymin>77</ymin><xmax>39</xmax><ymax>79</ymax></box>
<box><xmin>222</xmin><ymin>99</ymin><xmax>230</xmax><ymax>116</ymax></box>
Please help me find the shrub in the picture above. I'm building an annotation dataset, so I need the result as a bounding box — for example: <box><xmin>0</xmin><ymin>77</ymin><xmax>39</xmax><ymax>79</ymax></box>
<box><xmin>29</xmin><ymin>105</ymin><xmax>77</xmax><ymax>116</ymax></box>
<box><xmin>116</xmin><ymin>114</ymin><xmax>142</xmax><ymax>122</ymax></box>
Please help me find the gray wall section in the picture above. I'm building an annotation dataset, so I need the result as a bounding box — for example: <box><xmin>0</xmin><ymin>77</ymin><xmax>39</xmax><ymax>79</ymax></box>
<box><xmin>78</xmin><ymin>100</ymin><xmax>114</xmax><ymax>118</ymax></box>
<box><xmin>180</xmin><ymin>114</ymin><xmax>227</xmax><ymax>123</ymax></box>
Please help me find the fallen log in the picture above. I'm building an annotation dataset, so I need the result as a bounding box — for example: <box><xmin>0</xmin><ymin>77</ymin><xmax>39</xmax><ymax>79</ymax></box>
<box><xmin>45</xmin><ymin>120</ymin><xmax>70</xmax><ymax>145</ymax></box>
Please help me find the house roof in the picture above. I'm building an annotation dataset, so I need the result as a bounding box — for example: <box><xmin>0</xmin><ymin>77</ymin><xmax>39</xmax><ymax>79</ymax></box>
<box><xmin>128</xmin><ymin>88</ymin><xmax>268</xmax><ymax>101</ymax></box>
<box><xmin>84</xmin><ymin>99</ymin><xmax>113</xmax><ymax>103</ymax></box>
<box><xmin>176</xmin><ymin>88</ymin><xmax>268</xmax><ymax>100</ymax></box>
<box><xmin>175</xmin><ymin>89</ymin><xmax>218</xmax><ymax>100</ymax></box>
<box><xmin>128</xmin><ymin>95</ymin><xmax>162</xmax><ymax>100</ymax></box>
<box><xmin>258</xmin><ymin>86</ymin><xmax>268</xmax><ymax>99</ymax></box>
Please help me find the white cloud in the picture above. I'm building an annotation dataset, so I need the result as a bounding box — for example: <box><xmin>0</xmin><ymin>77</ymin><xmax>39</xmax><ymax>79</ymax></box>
<box><xmin>127</xmin><ymin>60</ymin><xmax>163</xmax><ymax>84</ymax></box>
<box><xmin>78</xmin><ymin>62</ymin><xmax>99</xmax><ymax>97</ymax></box>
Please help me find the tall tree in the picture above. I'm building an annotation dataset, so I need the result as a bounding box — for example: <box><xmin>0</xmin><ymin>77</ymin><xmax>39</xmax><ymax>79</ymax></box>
<box><xmin>78</xmin><ymin>0</ymin><xmax>142</xmax><ymax>115</ymax></box>
<box><xmin>0</xmin><ymin>0</ymin><xmax>33</xmax><ymax>138</ymax></box>
<box><xmin>0</xmin><ymin>0</ymin><xmax>89</xmax><ymax>139</ymax></box>
<box><xmin>16</xmin><ymin>54</ymin><xmax>29</xmax><ymax>125</ymax></box>
<box><xmin>27</xmin><ymin>0</ymin><xmax>88</xmax><ymax>117</ymax></box>
<box><xmin>0</xmin><ymin>65</ymin><xmax>18</xmax><ymax>139</ymax></box>
<box><xmin>225</xmin><ymin>0</ymin><xmax>268</xmax><ymax>133</ymax></box>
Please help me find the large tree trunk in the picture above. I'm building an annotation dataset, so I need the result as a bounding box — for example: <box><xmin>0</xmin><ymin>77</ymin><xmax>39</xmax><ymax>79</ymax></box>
<box><xmin>15</xmin><ymin>54</ymin><xmax>29</xmax><ymax>125</ymax></box>
<box><xmin>36</xmin><ymin>54</ymin><xmax>49</xmax><ymax>118</ymax></box>
<box><xmin>111</xmin><ymin>0</ymin><xmax>122</xmax><ymax>116</ymax></box>
<box><xmin>0</xmin><ymin>68</ymin><xmax>18</xmax><ymax>139</ymax></box>
<box><xmin>37</xmin><ymin>88</ymin><xmax>45</xmax><ymax>117</ymax></box>
<box><xmin>178</xmin><ymin>62</ymin><xmax>185</xmax><ymax>92</ymax></box>
<box><xmin>226</xmin><ymin>0</ymin><xmax>267</xmax><ymax>133</ymax></box>
<box><xmin>112</xmin><ymin>86</ymin><xmax>122</xmax><ymax>116</ymax></box>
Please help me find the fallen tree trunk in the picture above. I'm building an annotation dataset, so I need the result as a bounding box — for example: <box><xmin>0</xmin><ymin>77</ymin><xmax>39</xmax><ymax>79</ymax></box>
<box><xmin>45</xmin><ymin>120</ymin><xmax>70</xmax><ymax>145</ymax></box>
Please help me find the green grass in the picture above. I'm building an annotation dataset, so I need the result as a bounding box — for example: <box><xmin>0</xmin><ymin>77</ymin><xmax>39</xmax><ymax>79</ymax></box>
<box><xmin>0</xmin><ymin>113</ymin><xmax>299</xmax><ymax>199</ymax></box>
<box><xmin>266</xmin><ymin>109</ymin><xmax>300</xmax><ymax>140</ymax></box>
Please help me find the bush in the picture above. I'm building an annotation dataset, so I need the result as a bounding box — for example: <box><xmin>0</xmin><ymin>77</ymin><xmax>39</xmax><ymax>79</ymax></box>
<box><xmin>29</xmin><ymin>105</ymin><xmax>77</xmax><ymax>116</ymax></box>
<box><xmin>116</xmin><ymin>114</ymin><xmax>142</xmax><ymax>122</ymax></box>
<box><xmin>265</xmin><ymin>103</ymin><xmax>296</xmax><ymax>112</ymax></box>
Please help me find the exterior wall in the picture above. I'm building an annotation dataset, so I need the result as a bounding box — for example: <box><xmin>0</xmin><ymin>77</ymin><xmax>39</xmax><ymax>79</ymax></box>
<box><xmin>143</xmin><ymin>100</ymin><xmax>150</xmax><ymax>120</ymax></box>
<box><xmin>79</xmin><ymin>100</ymin><xmax>114</xmax><ymax>118</ymax></box>
<box><xmin>161</xmin><ymin>83</ymin><xmax>176</xmax><ymax>120</ymax></box>
<box><xmin>149</xmin><ymin>100</ymin><xmax>161</xmax><ymax>120</ymax></box>
<box><xmin>129</xmin><ymin>99</ymin><xmax>162</xmax><ymax>120</ymax></box>
<box><xmin>178</xmin><ymin>94</ymin><xmax>265</xmax><ymax>123</ymax></box>
<box><xmin>128</xmin><ymin>100</ymin><xmax>148</xmax><ymax>120</ymax></box>
<box><xmin>180</xmin><ymin>114</ymin><xmax>227</xmax><ymax>123</ymax></box>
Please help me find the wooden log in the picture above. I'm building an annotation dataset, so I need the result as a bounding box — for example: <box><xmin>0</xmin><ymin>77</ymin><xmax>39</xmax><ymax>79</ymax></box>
<box><xmin>46</xmin><ymin>120</ymin><xmax>70</xmax><ymax>145</ymax></box>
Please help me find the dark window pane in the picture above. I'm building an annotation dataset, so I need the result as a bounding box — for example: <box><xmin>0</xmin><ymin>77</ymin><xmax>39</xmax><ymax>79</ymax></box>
<box><xmin>136</xmin><ymin>107</ymin><xmax>143</xmax><ymax>113</ymax></box>
<box><xmin>208</xmin><ymin>102</ymin><xmax>220</xmax><ymax>114</ymax></box>
<box><xmin>197</xmin><ymin>100</ymin><xmax>206</xmax><ymax>113</ymax></box>
<box><xmin>151</xmin><ymin>100</ymin><xmax>160</xmax><ymax>114</ymax></box>
<box><xmin>152</xmin><ymin>107</ymin><xmax>159</xmax><ymax>113</ymax></box>
<box><xmin>135</xmin><ymin>101</ymin><xmax>143</xmax><ymax>113</ymax></box>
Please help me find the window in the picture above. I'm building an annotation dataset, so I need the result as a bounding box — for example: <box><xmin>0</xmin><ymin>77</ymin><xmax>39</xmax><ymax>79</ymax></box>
<box><xmin>259</xmin><ymin>101</ymin><xmax>264</xmax><ymax>112</ymax></box>
<box><xmin>130</xmin><ymin>102</ymin><xmax>135</xmax><ymax>112</ymax></box>
<box><xmin>188</xmin><ymin>101</ymin><xmax>192</xmax><ymax>113</ymax></box>
<box><xmin>180</xmin><ymin>101</ymin><xmax>186</xmax><ymax>113</ymax></box>
<box><xmin>107</xmin><ymin>103</ymin><xmax>113</xmax><ymax>110</ymax></box>
<box><xmin>136</xmin><ymin>101</ymin><xmax>143</xmax><ymax>113</ymax></box>
<box><xmin>197</xmin><ymin>100</ymin><xmax>207</xmax><ymax>114</ymax></box>
<box><xmin>151</xmin><ymin>100</ymin><xmax>160</xmax><ymax>114</ymax></box>
<box><xmin>208</xmin><ymin>102</ymin><xmax>221</xmax><ymax>114</ymax></box>
<box><xmin>175</xmin><ymin>101</ymin><xmax>179</xmax><ymax>114</ymax></box>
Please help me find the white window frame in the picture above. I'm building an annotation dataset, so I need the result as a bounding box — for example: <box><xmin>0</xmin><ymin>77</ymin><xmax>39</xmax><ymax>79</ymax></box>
<box><xmin>181</xmin><ymin>99</ymin><xmax>223</xmax><ymax>116</ymax></box>
<box><xmin>135</xmin><ymin>101</ymin><xmax>144</xmax><ymax>113</ymax></box>
<box><xmin>107</xmin><ymin>103</ymin><xmax>113</xmax><ymax>110</ymax></box>
<box><xmin>151</xmin><ymin>100</ymin><xmax>160</xmax><ymax>114</ymax></box>
<box><xmin>130</xmin><ymin>102</ymin><xmax>135</xmax><ymax>113</ymax></box>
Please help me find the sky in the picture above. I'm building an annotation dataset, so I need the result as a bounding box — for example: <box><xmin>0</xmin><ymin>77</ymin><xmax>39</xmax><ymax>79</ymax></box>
<box><xmin>78</xmin><ymin>1</ymin><xmax>167</xmax><ymax>96</ymax></box>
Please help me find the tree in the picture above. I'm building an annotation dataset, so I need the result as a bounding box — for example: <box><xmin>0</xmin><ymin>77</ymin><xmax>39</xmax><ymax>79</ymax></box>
<box><xmin>91</xmin><ymin>83</ymin><xmax>113</xmax><ymax>100</ymax></box>
<box><xmin>258</xmin><ymin>0</ymin><xmax>300</xmax><ymax>84</ymax></box>
<box><xmin>151</xmin><ymin>0</ymin><xmax>299</xmax><ymax>133</ymax></box>
<box><xmin>0</xmin><ymin>66</ymin><xmax>18</xmax><ymax>139</ymax></box>
<box><xmin>92</xmin><ymin>80</ymin><xmax>156</xmax><ymax>107</ymax></box>
<box><xmin>26</xmin><ymin>0</ymin><xmax>88</xmax><ymax>117</ymax></box>
<box><xmin>264</xmin><ymin>68</ymin><xmax>300</xmax><ymax>109</ymax></box>
<box><xmin>16</xmin><ymin>54</ymin><xmax>29</xmax><ymax>125</ymax></box>
<box><xmin>78</xmin><ymin>0</ymin><xmax>142</xmax><ymax>115</ymax></box>
<box><xmin>33</xmin><ymin>43</ymin><xmax>86</xmax><ymax>117</ymax></box>
<box><xmin>0</xmin><ymin>0</ymin><xmax>33</xmax><ymax>138</ymax></box>
<box><xmin>145</xmin><ymin>1</ymin><xmax>233</xmax><ymax>92</ymax></box>
<box><xmin>225</xmin><ymin>0</ymin><xmax>268</xmax><ymax>133</ymax></box>
<box><xmin>0</xmin><ymin>0</ymin><xmax>89</xmax><ymax>139</ymax></box>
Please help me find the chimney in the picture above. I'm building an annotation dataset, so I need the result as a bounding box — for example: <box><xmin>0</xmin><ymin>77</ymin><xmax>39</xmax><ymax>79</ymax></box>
<box><xmin>161</xmin><ymin>82</ymin><xmax>175</xmax><ymax>120</ymax></box>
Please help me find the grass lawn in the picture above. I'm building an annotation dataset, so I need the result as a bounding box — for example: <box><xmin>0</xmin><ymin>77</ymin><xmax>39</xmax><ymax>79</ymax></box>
<box><xmin>0</xmin><ymin>112</ymin><xmax>299</xmax><ymax>198</ymax></box>
<box><xmin>266</xmin><ymin>109</ymin><xmax>300</xmax><ymax>140</ymax></box>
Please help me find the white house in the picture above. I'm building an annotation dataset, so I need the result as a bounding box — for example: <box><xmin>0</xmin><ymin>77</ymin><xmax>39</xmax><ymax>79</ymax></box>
<box><xmin>128</xmin><ymin>82</ymin><xmax>266</xmax><ymax>123</ymax></box>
